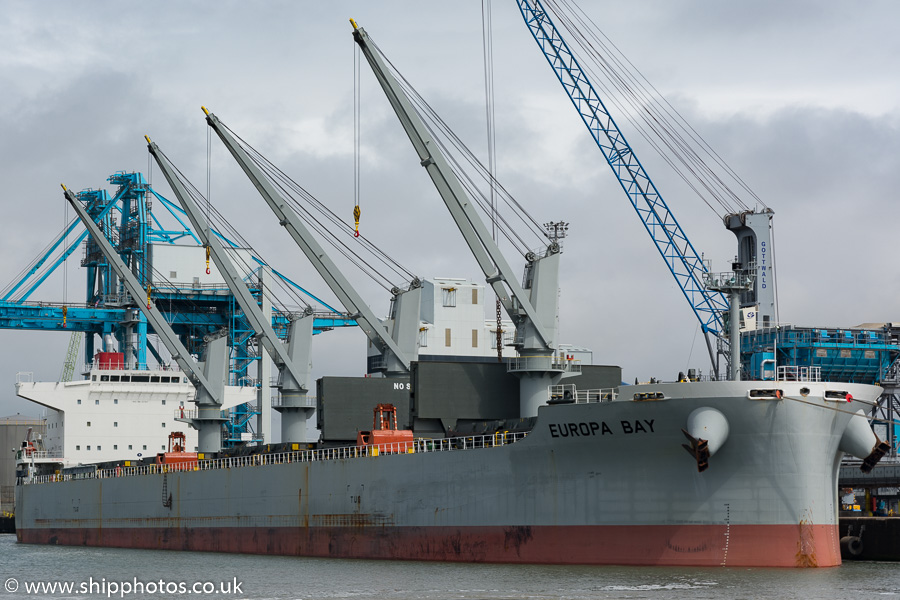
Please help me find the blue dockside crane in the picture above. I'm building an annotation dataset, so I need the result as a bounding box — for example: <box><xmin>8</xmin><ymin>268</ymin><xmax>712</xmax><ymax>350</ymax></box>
<box><xmin>515</xmin><ymin>0</ymin><xmax>730</xmax><ymax>375</ymax></box>
<box><xmin>515</xmin><ymin>0</ymin><xmax>899</xmax><ymax>386</ymax></box>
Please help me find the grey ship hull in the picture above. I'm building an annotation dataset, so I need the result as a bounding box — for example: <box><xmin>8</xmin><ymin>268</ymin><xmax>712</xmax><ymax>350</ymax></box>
<box><xmin>16</xmin><ymin>380</ymin><xmax>883</xmax><ymax>567</ymax></box>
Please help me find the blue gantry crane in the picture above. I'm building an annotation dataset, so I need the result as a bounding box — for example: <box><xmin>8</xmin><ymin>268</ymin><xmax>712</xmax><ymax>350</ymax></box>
<box><xmin>0</xmin><ymin>172</ymin><xmax>356</xmax><ymax>445</ymax></box>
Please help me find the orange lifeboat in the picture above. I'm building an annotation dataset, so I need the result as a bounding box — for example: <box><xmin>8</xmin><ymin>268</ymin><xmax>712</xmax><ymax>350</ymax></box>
<box><xmin>356</xmin><ymin>404</ymin><xmax>414</xmax><ymax>454</ymax></box>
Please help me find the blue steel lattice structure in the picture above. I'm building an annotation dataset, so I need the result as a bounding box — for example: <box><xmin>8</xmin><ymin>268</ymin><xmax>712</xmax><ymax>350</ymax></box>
<box><xmin>0</xmin><ymin>172</ymin><xmax>356</xmax><ymax>446</ymax></box>
<box><xmin>515</xmin><ymin>0</ymin><xmax>729</xmax><ymax>344</ymax></box>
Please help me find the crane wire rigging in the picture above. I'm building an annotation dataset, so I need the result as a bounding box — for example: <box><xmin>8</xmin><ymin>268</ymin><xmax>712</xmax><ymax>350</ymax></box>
<box><xmin>213</xmin><ymin>121</ymin><xmax>419</xmax><ymax>294</ymax></box>
<box><xmin>353</xmin><ymin>42</ymin><xmax>362</xmax><ymax>238</ymax></box>
<box><xmin>149</xmin><ymin>144</ymin><xmax>317</xmax><ymax>313</ymax></box>
<box><xmin>482</xmin><ymin>0</ymin><xmax>505</xmax><ymax>361</ymax></box>
<box><xmin>541</xmin><ymin>0</ymin><xmax>766</xmax><ymax>218</ymax></box>
<box><xmin>368</xmin><ymin>38</ymin><xmax>552</xmax><ymax>260</ymax></box>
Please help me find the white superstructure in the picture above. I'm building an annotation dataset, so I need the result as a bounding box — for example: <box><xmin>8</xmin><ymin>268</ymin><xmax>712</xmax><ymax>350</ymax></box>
<box><xmin>16</xmin><ymin>365</ymin><xmax>254</xmax><ymax>464</ymax></box>
<box><xmin>367</xmin><ymin>278</ymin><xmax>516</xmax><ymax>366</ymax></box>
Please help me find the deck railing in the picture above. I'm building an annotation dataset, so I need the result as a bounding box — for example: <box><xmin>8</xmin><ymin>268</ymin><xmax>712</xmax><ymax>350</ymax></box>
<box><xmin>549</xmin><ymin>384</ymin><xmax>617</xmax><ymax>403</ymax></box>
<box><xmin>776</xmin><ymin>365</ymin><xmax>822</xmax><ymax>382</ymax></box>
<box><xmin>23</xmin><ymin>431</ymin><xmax>529</xmax><ymax>485</ymax></box>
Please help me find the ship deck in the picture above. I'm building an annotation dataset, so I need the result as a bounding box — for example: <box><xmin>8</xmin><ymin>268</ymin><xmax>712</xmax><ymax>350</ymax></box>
<box><xmin>23</xmin><ymin>430</ymin><xmax>530</xmax><ymax>485</ymax></box>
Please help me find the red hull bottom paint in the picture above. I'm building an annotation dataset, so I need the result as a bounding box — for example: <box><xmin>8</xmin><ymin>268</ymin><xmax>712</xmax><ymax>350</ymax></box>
<box><xmin>18</xmin><ymin>523</ymin><xmax>839</xmax><ymax>567</ymax></box>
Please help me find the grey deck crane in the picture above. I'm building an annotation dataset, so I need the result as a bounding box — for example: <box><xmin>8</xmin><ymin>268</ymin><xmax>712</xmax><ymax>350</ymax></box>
<box><xmin>351</xmin><ymin>20</ymin><xmax>576</xmax><ymax>416</ymax></box>
<box><xmin>63</xmin><ymin>185</ymin><xmax>228</xmax><ymax>454</ymax></box>
<box><xmin>202</xmin><ymin>107</ymin><xmax>420</xmax><ymax>378</ymax></box>
<box><xmin>146</xmin><ymin>137</ymin><xmax>315</xmax><ymax>443</ymax></box>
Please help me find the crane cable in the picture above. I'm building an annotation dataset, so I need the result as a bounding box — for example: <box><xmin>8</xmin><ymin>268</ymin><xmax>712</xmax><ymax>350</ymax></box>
<box><xmin>353</xmin><ymin>42</ymin><xmax>362</xmax><ymax>238</ymax></box>
<box><xmin>62</xmin><ymin>197</ymin><xmax>68</xmax><ymax>327</ymax></box>
<box><xmin>217</xmin><ymin>122</ymin><xmax>418</xmax><ymax>292</ymax></box>
<box><xmin>205</xmin><ymin>126</ymin><xmax>213</xmax><ymax>274</ymax></box>
<box><xmin>542</xmin><ymin>0</ymin><xmax>766</xmax><ymax>217</ymax></box>
<box><xmin>482</xmin><ymin>0</ymin><xmax>503</xmax><ymax>361</ymax></box>
<box><xmin>372</xmin><ymin>39</ymin><xmax>547</xmax><ymax>256</ymax></box>
<box><xmin>155</xmin><ymin>145</ymin><xmax>314</xmax><ymax>312</ymax></box>
<box><xmin>550</xmin><ymin>0</ymin><xmax>747</xmax><ymax>215</ymax></box>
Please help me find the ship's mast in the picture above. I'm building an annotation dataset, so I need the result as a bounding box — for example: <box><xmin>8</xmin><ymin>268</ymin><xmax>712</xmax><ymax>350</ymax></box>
<box><xmin>64</xmin><ymin>185</ymin><xmax>228</xmax><ymax>454</ymax></box>
<box><xmin>146</xmin><ymin>137</ymin><xmax>315</xmax><ymax>442</ymax></box>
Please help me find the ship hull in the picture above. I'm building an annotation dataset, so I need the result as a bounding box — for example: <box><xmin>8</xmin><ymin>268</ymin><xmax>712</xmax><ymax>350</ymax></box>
<box><xmin>15</xmin><ymin>381</ymin><xmax>879</xmax><ymax>567</ymax></box>
<box><xmin>17</xmin><ymin>523</ymin><xmax>835</xmax><ymax>567</ymax></box>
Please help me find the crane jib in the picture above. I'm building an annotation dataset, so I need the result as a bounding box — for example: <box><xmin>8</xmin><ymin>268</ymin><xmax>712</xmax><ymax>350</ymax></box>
<box><xmin>516</xmin><ymin>0</ymin><xmax>728</xmax><ymax>344</ymax></box>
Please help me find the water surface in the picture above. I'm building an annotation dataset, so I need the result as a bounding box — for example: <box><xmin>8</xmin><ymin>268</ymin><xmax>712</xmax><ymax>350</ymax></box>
<box><xmin>1</xmin><ymin>535</ymin><xmax>896</xmax><ymax>599</ymax></box>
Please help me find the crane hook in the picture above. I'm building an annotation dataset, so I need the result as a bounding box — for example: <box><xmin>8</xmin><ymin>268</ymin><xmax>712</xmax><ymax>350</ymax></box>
<box><xmin>205</xmin><ymin>245</ymin><xmax>211</xmax><ymax>275</ymax></box>
<box><xmin>353</xmin><ymin>205</ymin><xmax>361</xmax><ymax>238</ymax></box>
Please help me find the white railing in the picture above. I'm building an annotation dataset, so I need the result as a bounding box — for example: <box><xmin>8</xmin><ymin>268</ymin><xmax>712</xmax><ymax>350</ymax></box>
<box><xmin>271</xmin><ymin>395</ymin><xmax>317</xmax><ymax>408</ymax></box>
<box><xmin>17</xmin><ymin>450</ymin><xmax>63</xmax><ymax>460</ymax></box>
<box><xmin>85</xmin><ymin>362</ymin><xmax>184</xmax><ymax>373</ymax></box>
<box><xmin>777</xmin><ymin>365</ymin><xmax>822</xmax><ymax>382</ymax></box>
<box><xmin>174</xmin><ymin>408</ymin><xmax>229</xmax><ymax>420</ymax></box>
<box><xmin>549</xmin><ymin>385</ymin><xmax>617</xmax><ymax>403</ymax></box>
<box><xmin>508</xmin><ymin>355</ymin><xmax>582</xmax><ymax>373</ymax></box>
<box><xmin>23</xmin><ymin>431</ymin><xmax>530</xmax><ymax>485</ymax></box>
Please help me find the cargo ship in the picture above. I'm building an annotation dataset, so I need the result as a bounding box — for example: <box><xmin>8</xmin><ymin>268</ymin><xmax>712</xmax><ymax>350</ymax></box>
<box><xmin>14</xmin><ymin>372</ymin><xmax>889</xmax><ymax>567</ymax></box>
<box><xmin>9</xmin><ymin>17</ymin><xmax>894</xmax><ymax>569</ymax></box>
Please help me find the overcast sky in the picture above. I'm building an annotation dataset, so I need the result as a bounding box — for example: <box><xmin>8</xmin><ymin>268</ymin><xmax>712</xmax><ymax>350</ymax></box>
<box><xmin>2</xmin><ymin>1</ymin><xmax>898</xmax><ymax>417</ymax></box>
